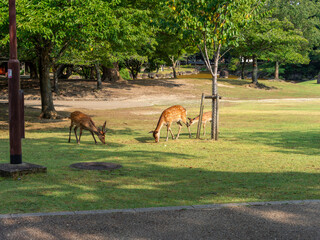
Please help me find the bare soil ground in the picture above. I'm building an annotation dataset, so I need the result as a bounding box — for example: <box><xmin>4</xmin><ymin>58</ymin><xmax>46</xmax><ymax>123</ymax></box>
<box><xmin>0</xmin><ymin>76</ymin><xmax>197</xmax><ymax>101</ymax></box>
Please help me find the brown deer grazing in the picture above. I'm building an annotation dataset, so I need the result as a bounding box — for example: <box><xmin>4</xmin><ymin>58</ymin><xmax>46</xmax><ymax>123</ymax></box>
<box><xmin>68</xmin><ymin>111</ymin><xmax>106</xmax><ymax>144</ymax></box>
<box><xmin>188</xmin><ymin>111</ymin><xmax>212</xmax><ymax>137</ymax></box>
<box><xmin>149</xmin><ymin>105</ymin><xmax>191</xmax><ymax>143</ymax></box>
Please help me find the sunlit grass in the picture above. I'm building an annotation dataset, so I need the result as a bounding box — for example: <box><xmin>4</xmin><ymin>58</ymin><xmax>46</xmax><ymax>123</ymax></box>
<box><xmin>181</xmin><ymin>75</ymin><xmax>320</xmax><ymax>100</ymax></box>
<box><xmin>0</xmin><ymin>82</ymin><xmax>320</xmax><ymax>214</ymax></box>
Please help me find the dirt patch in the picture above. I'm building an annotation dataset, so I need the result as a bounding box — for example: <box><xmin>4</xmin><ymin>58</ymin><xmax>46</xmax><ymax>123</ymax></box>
<box><xmin>0</xmin><ymin>77</ymin><xmax>196</xmax><ymax>101</ymax></box>
<box><xmin>0</xmin><ymin>77</ymin><xmax>202</xmax><ymax>111</ymax></box>
<box><xmin>69</xmin><ymin>162</ymin><xmax>122</xmax><ymax>171</ymax></box>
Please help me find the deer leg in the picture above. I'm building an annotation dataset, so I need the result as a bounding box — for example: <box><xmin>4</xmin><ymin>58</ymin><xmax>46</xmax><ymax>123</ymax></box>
<box><xmin>79</xmin><ymin>128</ymin><xmax>83</xmax><ymax>143</ymax></box>
<box><xmin>91</xmin><ymin>131</ymin><xmax>98</xmax><ymax>144</ymax></box>
<box><xmin>181</xmin><ymin>117</ymin><xmax>192</xmax><ymax>138</ymax></box>
<box><xmin>68</xmin><ymin>124</ymin><xmax>73</xmax><ymax>143</ymax></box>
<box><xmin>166</xmin><ymin>123</ymin><xmax>171</xmax><ymax>141</ymax></box>
<box><xmin>74</xmin><ymin>126</ymin><xmax>79</xmax><ymax>144</ymax></box>
<box><xmin>175</xmin><ymin>121</ymin><xmax>183</xmax><ymax>140</ymax></box>
<box><xmin>187</xmin><ymin>123</ymin><xmax>191</xmax><ymax>138</ymax></box>
<box><xmin>203</xmin><ymin>123</ymin><xmax>206</xmax><ymax>136</ymax></box>
<box><xmin>176</xmin><ymin>124</ymin><xmax>182</xmax><ymax>140</ymax></box>
<box><xmin>169</xmin><ymin>128</ymin><xmax>175</xmax><ymax>139</ymax></box>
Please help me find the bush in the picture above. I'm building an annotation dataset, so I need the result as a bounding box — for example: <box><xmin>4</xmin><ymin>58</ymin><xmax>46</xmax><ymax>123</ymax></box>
<box><xmin>120</xmin><ymin>68</ymin><xmax>131</xmax><ymax>80</ymax></box>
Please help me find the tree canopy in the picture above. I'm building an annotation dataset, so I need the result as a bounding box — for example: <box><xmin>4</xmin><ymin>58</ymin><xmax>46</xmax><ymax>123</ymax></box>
<box><xmin>0</xmin><ymin>0</ymin><xmax>319</xmax><ymax>120</ymax></box>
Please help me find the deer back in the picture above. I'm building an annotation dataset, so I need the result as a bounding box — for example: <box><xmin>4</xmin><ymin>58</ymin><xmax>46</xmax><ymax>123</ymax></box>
<box><xmin>71</xmin><ymin>111</ymin><xmax>99</xmax><ymax>133</ymax></box>
<box><xmin>202</xmin><ymin>111</ymin><xmax>212</xmax><ymax>122</ymax></box>
<box><xmin>161</xmin><ymin>105</ymin><xmax>187</xmax><ymax>124</ymax></box>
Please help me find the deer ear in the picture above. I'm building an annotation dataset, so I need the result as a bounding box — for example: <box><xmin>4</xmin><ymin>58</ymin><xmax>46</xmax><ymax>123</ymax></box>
<box><xmin>188</xmin><ymin>117</ymin><xmax>192</xmax><ymax>121</ymax></box>
<box><xmin>102</xmin><ymin>121</ymin><xmax>106</xmax><ymax>132</ymax></box>
<box><xmin>149</xmin><ymin>131</ymin><xmax>154</xmax><ymax>133</ymax></box>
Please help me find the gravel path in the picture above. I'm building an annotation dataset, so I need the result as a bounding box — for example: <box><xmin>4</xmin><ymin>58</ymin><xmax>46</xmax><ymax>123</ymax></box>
<box><xmin>1</xmin><ymin>200</ymin><xmax>319</xmax><ymax>240</ymax></box>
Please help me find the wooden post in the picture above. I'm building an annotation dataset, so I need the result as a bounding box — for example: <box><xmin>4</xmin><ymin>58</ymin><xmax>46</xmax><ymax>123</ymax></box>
<box><xmin>20</xmin><ymin>90</ymin><xmax>25</xmax><ymax>139</ymax></box>
<box><xmin>196</xmin><ymin>93</ymin><xmax>205</xmax><ymax>139</ymax></box>
<box><xmin>205</xmin><ymin>95</ymin><xmax>222</xmax><ymax>141</ymax></box>
<box><xmin>8</xmin><ymin>0</ymin><xmax>23</xmax><ymax>164</ymax></box>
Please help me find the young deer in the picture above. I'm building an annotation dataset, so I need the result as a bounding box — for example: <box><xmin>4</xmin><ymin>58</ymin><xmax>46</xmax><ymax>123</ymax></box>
<box><xmin>68</xmin><ymin>111</ymin><xmax>106</xmax><ymax>144</ymax></box>
<box><xmin>149</xmin><ymin>105</ymin><xmax>191</xmax><ymax>143</ymax></box>
<box><xmin>188</xmin><ymin>111</ymin><xmax>212</xmax><ymax>137</ymax></box>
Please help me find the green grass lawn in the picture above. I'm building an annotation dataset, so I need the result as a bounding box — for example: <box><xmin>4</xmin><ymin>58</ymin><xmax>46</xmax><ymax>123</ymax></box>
<box><xmin>0</xmin><ymin>78</ymin><xmax>320</xmax><ymax>214</ymax></box>
<box><xmin>181</xmin><ymin>74</ymin><xmax>320</xmax><ymax>100</ymax></box>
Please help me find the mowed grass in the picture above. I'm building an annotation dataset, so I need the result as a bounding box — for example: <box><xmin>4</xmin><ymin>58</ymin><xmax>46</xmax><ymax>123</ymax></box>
<box><xmin>0</xmin><ymin>96</ymin><xmax>320</xmax><ymax>214</ymax></box>
<box><xmin>181</xmin><ymin>74</ymin><xmax>320</xmax><ymax>100</ymax></box>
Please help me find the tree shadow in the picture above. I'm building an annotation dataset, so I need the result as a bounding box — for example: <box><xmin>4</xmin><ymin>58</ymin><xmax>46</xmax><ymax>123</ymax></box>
<box><xmin>1</xmin><ymin>129</ymin><xmax>320</xmax><ymax>240</ymax></box>
<box><xmin>135</xmin><ymin>136</ymin><xmax>152</xmax><ymax>143</ymax></box>
<box><xmin>0</xmin><ymin>103</ymin><xmax>70</xmax><ymax>124</ymax></box>
<box><xmin>219</xmin><ymin>78</ymin><xmax>251</xmax><ymax>87</ymax></box>
<box><xmin>0</xmin><ymin>78</ymin><xmax>185</xmax><ymax>99</ymax></box>
<box><xmin>234</xmin><ymin>130</ymin><xmax>320</xmax><ymax>156</ymax></box>
<box><xmin>106</xmin><ymin>78</ymin><xmax>184</xmax><ymax>90</ymax></box>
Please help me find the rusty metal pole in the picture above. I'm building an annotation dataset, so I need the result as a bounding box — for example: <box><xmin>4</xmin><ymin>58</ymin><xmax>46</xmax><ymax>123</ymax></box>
<box><xmin>8</xmin><ymin>0</ymin><xmax>22</xmax><ymax>164</ymax></box>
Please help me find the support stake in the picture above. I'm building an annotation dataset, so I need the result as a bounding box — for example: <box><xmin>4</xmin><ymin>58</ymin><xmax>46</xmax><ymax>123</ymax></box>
<box><xmin>196</xmin><ymin>93</ymin><xmax>205</xmax><ymax>139</ymax></box>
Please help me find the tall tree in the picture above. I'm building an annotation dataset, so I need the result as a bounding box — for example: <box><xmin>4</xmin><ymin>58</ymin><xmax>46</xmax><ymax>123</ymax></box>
<box><xmin>268</xmin><ymin>0</ymin><xmax>320</xmax><ymax>79</ymax></box>
<box><xmin>106</xmin><ymin>0</ymin><xmax>160</xmax><ymax>80</ymax></box>
<box><xmin>0</xmin><ymin>0</ymin><xmax>116</xmax><ymax>118</ymax></box>
<box><xmin>152</xmin><ymin>6</ymin><xmax>196</xmax><ymax>78</ymax></box>
<box><xmin>235</xmin><ymin>17</ymin><xmax>309</xmax><ymax>83</ymax></box>
<box><xmin>167</xmin><ymin>0</ymin><xmax>265</xmax><ymax>139</ymax></box>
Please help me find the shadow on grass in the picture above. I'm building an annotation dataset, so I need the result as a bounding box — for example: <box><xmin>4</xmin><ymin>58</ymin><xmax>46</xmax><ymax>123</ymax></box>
<box><xmin>1</xmin><ymin>146</ymin><xmax>319</xmax><ymax>214</ymax></box>
<box><xmin>219</xmin><ymin>78</ymin><xmax>250</xmax><ymax>87</ymax></box>
<box><xmin>0</xmin><ymin>129</ymin><xmax>319</xmax><ymax>223</ymax></box>
<box><xmin>107</xmin><ymin>78</ymin><xmax>184</xmax><ymax>90</ymax></box>
<box><xmin>135</xmin><ymin>137</ymin><xmax>151</xmax><ymax>143</ymax></box>
<box><xmin>0</xmin><ymin>77</ymin><xmax>185</xmax><ymax>96</ymax></box>
<box><xmin>0</xmin><ymin>103</ymin><xmax>70</xmax><ymax>124</ymax></box>
<box><xmin>234</xmin><ymin>130</ymin><xmax>320</xmax><ymax>156</ymax></box>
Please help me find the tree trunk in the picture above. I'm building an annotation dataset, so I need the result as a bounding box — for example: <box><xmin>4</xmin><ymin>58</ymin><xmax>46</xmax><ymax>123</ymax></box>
<box><xmin>198</xmin><ymin>41</ymin><xmax>220</xmax><ymax>140</ymax></box>
<box><xmin>275</xmin><ymin>61</ymin><xmax>279</xmax><ymax>80</ymax></box>
<box><xmin>130</xmin><ymin>69</ymin><xmax>138</xmax><ymax>80</ymax></box>
<box><xmin>172</xmin><ymin>66</ymin><xmax>177</xmax><ymax>79</ymax></box>
<box><xmin>28</xmin><ymin>61</ymin><xmax>38</xmax><ymax>79</ymax></box>
<box><xmin>125</xmin><ymin>59</ymin><xmax>142</xmax><ymax>80</ymax></box>
<box><xmin>102</xmin><ymin>65</ymin><xmax>107</xmax><ymax>81</ymax></box>
<box><xmin>102</xmin><ymin>62</ymin><xmax>122</xmax><ymax>82</ymax></box>
<box><xmin>90</xmin><ymin>67</ymin><xmax>95</xmax><ymax>80</ymax></box>
<box><xmin>95</xmin><ymin>63</ymin><xmax>102</xmax><ymax>89</ymax></box>
<box><xmin>211</xmin><ymin>45</ymin><xmax>220</xmax><ymax>141</ymax></box>
<box><xmin>38</xmin><ymin>47</ymin><xmax>57</xmax><ymax>119</ymax></box>
<box><xmin>241</xmin><ymin>57</ymin><xmax>246</xmax><ymax>80</ymax></box>
<box><xmin>57</xmin><ymin>64</ymin><xmax>73</xmax><ymax>79</ymax></box>
<box><xmin>171</xmin><ymin>57</ymin><xmax>177</xmax><ymax>79</ymax></box>
<box><xmin>252</xmin><ymin>55</ymin><xmax>258</xmax><ymax>84</ymax></box>
<box><xmin>53</xmin><ymin>64</ymin><xmax>59</xmax><ymax>95</ymax></box>
<box><xmin>81</xmin><ymin>65</ymin><xmax>90</xmax><ymax>79</ymax></box>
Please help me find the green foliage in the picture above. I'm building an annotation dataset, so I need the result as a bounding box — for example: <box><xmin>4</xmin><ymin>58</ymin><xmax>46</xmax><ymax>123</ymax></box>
<box><xmin>228</xmin><ymin>58</ymin><xmax>240</xmax><ymax>71</ymax></box>
<box><xmin>165</xmin><ymin>0</ymin><xmax>266</xmax><ymax>82</ymax></box>
<box><xmin>268</xmin><ymin>0</ymin><xmax>320</xmax><ymax>49</ymax></box>
<box><xmin>167</xmin><ymin>0</ymin><xmax>265</xmax><ymax>48</ymax></box>
<box><xmin>265</xmin><ymin>0</ymin><xmax>320</xmax><ymax>78</ymax></box>
<box><xmin>119</xmin><ymin>67</ymin><xmax>131</xmax><ymax>80</ymax></box>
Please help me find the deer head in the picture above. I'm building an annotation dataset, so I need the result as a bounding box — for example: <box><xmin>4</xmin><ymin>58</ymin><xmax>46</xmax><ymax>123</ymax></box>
<box><xmin>149</xmin><ymin>130</ymin><xmax>160</xmax><ymax>143</ymax></box>
<box><xmin>188</xmin><ymin>117</ymin><xmax>195</xmax><ymax>126</ymax></box>
<box><xmin>97</xmin><ymin>121</ymin><xmax>107</xmax><ymax>144</ymax></box>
